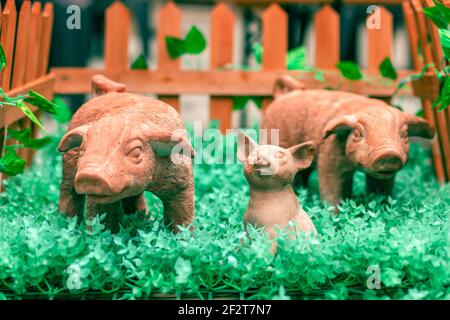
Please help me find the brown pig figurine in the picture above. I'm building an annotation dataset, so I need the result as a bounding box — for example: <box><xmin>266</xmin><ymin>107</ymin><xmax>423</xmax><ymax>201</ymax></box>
<box><xmin>237</xmin><ymin>132</ymin><xmax>317</xmax><ymax>252</ymax></box>
<box><xmin>262</xmin><ymin>75</ymin><xmax>435</xmax><ymax>207</ymax></box>
<box><xmin>58</xmin><ymin>75</ymin><xmax>195</xmax><ymax>233</ymax></box>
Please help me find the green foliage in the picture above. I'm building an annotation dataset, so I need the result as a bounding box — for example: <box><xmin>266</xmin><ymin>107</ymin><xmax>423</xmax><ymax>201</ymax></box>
<box><xmin>232</xmin><ymin>96</ymin><xmax>263</xmax><ymax>110</ymax></box>
<box><xmin>0</xmin><ymin>44</ymin><xmax>6</xmax><ymax>71</ymax></box>
<box><xmin>286</xmin><ymin>47</ymin><xmax>308</xmax><ymax>70</ymax></box>
<box><xmin>0</xmin><ymin>150</ymin><xmax>25</xmax><ymax>175</ymax></box>
<box><xmin>51</xmin><ymin>96</ymin><xmax>72</xmax><ymax>124</ymax></box>
<box><xmin>0</xmin><ymin>128</ymin><xmax>448</xmax><ymax>300</ymax></box>
<box><xmin>131</xmin><ymin>54</ymin><xmax>148</xmax><ymax>70</ymax></box>
<box><xmin>336</xmin><ymin>61</ymin><xmax>363</xmax><ymax>80</ymax></box>
<box><xmin>166</xmin><ymin>26</ymin><xmax>206</xmax><ymax>59</ymax></box>
<box><xmin>24</xmin><ymin>91</ymin><xmax>58</xmax><ymax>115</ymax></box>
<box><xmin>379</xmin><ymin>57</ymin><xmax>398</xmax><ymax>80</ymax></box>
<box><xmin>423</xmin><ymin>0</ymin><xmax>450</xmax><ymax>29</ymax></box>
<box><xmin>7</xmin><ymin>127</ymin><xmax>52</xmax><ymax>150</ymax></box>
<box><xmin>439</xmin><ymin>29</ymin><xmax>450</xmax><ymax>60</ymax></box>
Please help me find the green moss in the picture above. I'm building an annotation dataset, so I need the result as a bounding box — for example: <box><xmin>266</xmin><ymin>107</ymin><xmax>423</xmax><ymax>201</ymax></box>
<box><xmin>0</xmin><ymin>125</ymin><xmax>448</xmax><ymax>300</ymax></box>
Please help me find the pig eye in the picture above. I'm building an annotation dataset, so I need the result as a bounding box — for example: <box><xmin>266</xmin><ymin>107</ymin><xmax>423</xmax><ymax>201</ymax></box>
<box><xmin>275</xmin><ymin>151</ymin><xmax>285</xmax><ymax>159</ymax></box>
<box><xmin>352</xmin><ymin>128</ymin><xmax>363</xmax><ymax>141</ymax></box>
<box><xmin>127</xmin><ymin>147</ymin><xmax>142</xmax><ymax>160</ymax></box>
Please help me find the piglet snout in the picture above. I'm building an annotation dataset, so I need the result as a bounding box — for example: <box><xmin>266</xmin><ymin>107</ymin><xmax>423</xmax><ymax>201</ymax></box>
<box><xmin>371</xmin><ymin>150</ymin><xmax>404</xmax><ymax>172</ymax></box>
<box><xmin>75</xmin><ymin>169</ymin><xmax>118</xmax><ymax>196</ymax></box>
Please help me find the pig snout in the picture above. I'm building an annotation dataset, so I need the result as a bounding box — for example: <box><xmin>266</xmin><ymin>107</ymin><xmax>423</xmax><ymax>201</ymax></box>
<box><xmin>74</xmin><ymin>168</ymin><xmax>121</xmax><ymax>196</ymax></box>
<box><xmin>370</xmin><ymin>148</ymin><xmax>405</xmax><ymax>173</ymax></box>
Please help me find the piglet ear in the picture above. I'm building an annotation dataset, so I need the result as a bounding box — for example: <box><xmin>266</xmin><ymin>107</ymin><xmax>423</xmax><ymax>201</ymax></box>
<box><xmin>237</xmin><ymin>131</ymin><xmax>258</xmax><ymax>163</ymax></box>
<box><xmin>147</xmin><ymin>129</ymin><xmax>195</xmax><ymax>159</ymax></box>
<box><xmin>323</xmin><ymin>115</ymin><xmax>358</xmax><ymax>139</ymax></box>
<box><xmin>404</xmin><ymin>113</ymin><xmax>435</xmax><ymax>139</ymax></box>
<box><xmin>273</xmin><ymin>75</ymin><xmax>306</xmax><ymax>99</ymax></box>
<box><xmin>288</xmin><ymin>141</ymin><xmax>315</xmax><ymax>170</ymax></box>
<box><xmin>58</xmin><ymin>125</ymin><xmax>91</xmax><ymax>152</ymax></box>
<box><xmin>92</xmin><ymin>74</ymin><xmax>126</xmax><ymax>97</ymax></box>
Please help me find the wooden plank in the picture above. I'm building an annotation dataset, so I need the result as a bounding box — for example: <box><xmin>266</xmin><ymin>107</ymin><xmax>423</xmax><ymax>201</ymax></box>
<box><xmin>25</xmin><ymin>2</ymin><xmax>42</xmax><ymax>82</ymax></box>
<box><xmin>53</xmin><ymin>67</ymin><xmax>414</xmax><ymax>97</ymax></box>
<box><xmin>0</xmin><ymin>73</ymin><xmax>55</xmax><ymax>128</ymax></box>
<box><xmin>411</xmin><ymin>0</ymin><xmax>448</xmax><ymax>182</ymax></box>
<box><xmin>11</xmin><ymin>0</ymin><xmax>31</xmax><ymax>88</ymax></box>
<box><xmin>314</xmin><ymin>4</ymin><xmax>339</xmax><ymax>69</ymax></box>
<box><xmin>367</xmin><ymin>5</ymin><xmax>393</xmax><ymax>74</ymax></box>
<box><xmin>157</xmin><ymin>1</ymin><xmax>181</xmax><ymax>111</ymax></box>
<box><xmin>104</xmin><ymin>1</ymin><xmax>130</xmax><ymax>72</ymax></box>
<box><xmin>37</xmin><ymin>2</ymin><xmax>53</xmax><ymax>77</ymax></box>
<box><xmin>402</xmin><ymin>0</ymin><xmax>422</xmax><ymax>70</ymax></box>
<box><xmin>0</xmin><ymin>0</ymin><xmax>17</xmax><ymax>90</ymax></box>
<box><xmin>262</xmin><ymin>3</ymin><xmax>287</xmax><ymax>110</ymax></box>
<box><xmin>210</xmin><ymin>3</ymin><xmax>235</xmax><ymax>133</ymax></box>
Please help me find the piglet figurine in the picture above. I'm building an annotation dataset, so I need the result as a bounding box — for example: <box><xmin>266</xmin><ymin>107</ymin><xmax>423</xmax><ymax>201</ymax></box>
<box><xmin>237</xmin><ymin>132</ymin><xmax>317</xmax><ymax>252</ymax></box>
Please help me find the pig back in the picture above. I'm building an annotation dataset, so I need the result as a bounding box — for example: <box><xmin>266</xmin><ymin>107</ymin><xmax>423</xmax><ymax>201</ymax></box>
<box><xmin>68</xmin><ymin>92</ymin><xmax>183</xmax><ymax>132</ymax></box>
<box><xmin>261</xmin><ymin>89</ymin><xmax>368</xmax><ymax>148</ymax></box>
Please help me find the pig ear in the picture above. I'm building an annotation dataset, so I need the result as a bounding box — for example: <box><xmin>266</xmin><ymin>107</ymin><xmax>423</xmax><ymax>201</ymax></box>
<box><xmin>323</xmin><ymin>115</ymin><xmax>358</xmax><ymax>139</ymax></box>
<box><xmin>288</xmin><ymin>141</ymin><xmax>315</xmax><ymax>170</ymax></box>
<box><xmin>273</xmin><ymin>75</ymin><xmax>306</xmax><ymax>99</ymax></box>
<box><xmin>58</xmin><ymin>125</ymin><xmax>91</xmax><ymax>152</ymax></box>
<box><xmin>237</xmin><ymin>131</ymin><xmax>258</xmax><ymax>163</ymax></box>
<box><xmin>147</xmin><ymin>130</ymin><xmax>195</xmax><ymax>158</ymax></box>
<box><xmin>404</xmin><ymin>113</ymin><xmax>435</xmax><ymax>138</ymax></box>
<box><xmin>92</xmin><ymin>74</ymin><xmax>126</xmax><ymax>97</ymax></box>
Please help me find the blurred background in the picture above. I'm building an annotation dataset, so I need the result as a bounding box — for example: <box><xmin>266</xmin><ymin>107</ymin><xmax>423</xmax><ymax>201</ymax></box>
<box><xmin>3</xmin><ymin>0</ymin><xmax>418</xmax><ymax>127</ymax></box>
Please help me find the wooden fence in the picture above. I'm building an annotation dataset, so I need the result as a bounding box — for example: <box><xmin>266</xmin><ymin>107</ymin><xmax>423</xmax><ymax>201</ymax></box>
<box><xmin>0</xmin><ymin>0</ymin><xmax>55</xmax><ymax>189</ymax></box>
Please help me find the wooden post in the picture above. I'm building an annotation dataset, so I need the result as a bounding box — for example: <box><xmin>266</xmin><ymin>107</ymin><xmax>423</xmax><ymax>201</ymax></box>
<box><xmin>157</xmin><ymin>2</ymin><xmax>181</xmax><ymax>112</ymax></box>
<box><xmin>261</xmin><ymin>3</ymin><xmax>287</xmax><ymax>111</ymax></box>
<box><xmin>314</xmin><ymin>4</ymin><xmax>339</xmax><ymax>69</ymax></box>
<box><xmin>210</xmin><ymin>3</ymin><xmax>235</xmax><ymax>133</ymax></box>
<box><xmin>367</xmin><ymin>6</ymin><xmax>393</xmax><ymax>74</ymax></box>
<box><xmin>0</xmin><ymin>0</ymin><xmax>17</xmax><ymax>91</ymax></box>
<box><xmin>37</xmin><ymin>2</ymin><xmax>53</xmax><ymax>77</ymax></box>
<box><xmin>105</xmin><ymin>1</ymin><xmax>131</xmax><ymax>73</ymax></box>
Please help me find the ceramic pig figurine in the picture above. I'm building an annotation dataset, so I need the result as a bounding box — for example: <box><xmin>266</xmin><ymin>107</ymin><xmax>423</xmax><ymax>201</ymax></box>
<box><xmin>262</xmin><ymin>75</ymin><xmax>435</xmax><ymax>207</ymax></box>
<box><xmin>58</xmin><ymin>75</ymin><xmax>195</xmax><ymax>233</ymax></box>
<box><xmin>237</xmin><ymin>132</ymin><xmax>317</xmax><ymax>252</ymax></box>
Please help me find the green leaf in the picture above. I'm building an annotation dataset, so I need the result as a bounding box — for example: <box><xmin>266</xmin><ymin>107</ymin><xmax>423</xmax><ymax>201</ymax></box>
<box><xmin>51</xmin><ymin>96</ymin><xmax>72</xmax><ymax>124</ymax></box>
<box><xmin>24</xmin><ymin>91</ymin><xmax>57</xmax><ymax>114</ymax></box>
<box><xmin>336</xmin><ymin>61</ymin><xmax>363</xmax><ymax>80</ymax></box>
<box><xmin>0</xmin><ymin>43</ymin><xmax>6</xmax><ymax>71</ymax></box>
<box><xmin>7</xmin><ymin>127</ymin><xmax>31</xmax><ymax>143</ymax></box>
<box><xmin>379</xmin><ymin>57</ymin><xmax>398</xmax><ymax>80</ymax></box>
<box><xmin>184</xmin><ymin>26</ymin><xmax>206</xmax><ymax>54</ymax></box>
<box><xmin>16</xmin><ymin>102</ymin><xmax>44</xmax><ymax>130</ymax></box>
<box><xmin>233</xmin><ymin>96</ymin><xmax>263</xmax><ymax>110</ymax></box>
<box><xmin>252</xmin><ymin>43</ymin><xmax>262</xmax><ymax>65</ymax></box>
<box><xmin>24</xmin><ymin>136</ymin><xmax>52</xmax><ymax>150</ymax></box>
<box><xmin>314</xmin><ymin>70</ymin><xmax>325</xmax><ymax>82</ymax></box>
<box><xmin>423</xmin><ymin>0</ymin><xmax>450</xmax><ymax>29</ymax></box>
<box><xmin>286</xmin><ymin>46</ymin><xmax>307</xmax><ymax>70</ymax></box>
<box><xmin>131</xmin><ymin>54</ymin><xmax>148</xmax><ymax>70</ymax></box>
<box><xmin>174</xmin><ymin>257</ymin><xmax>192</xmax><ymax>284</ymax></box>
<box><xmin>438</xmin><ymin>28</ymin><xmax>450</xmax><ymax>60</ymax></box>
<box><xmin>165</xmin><ymin>37</ymin><xmax>185</xmax><ymax>59</ymax></box>
<box><xmin>0</xmin><ymin>150</ymin><xmax>26</xmax><ymax>176</ymax></box>
<box><xmin>436</xmin><ymin>76</ymin><xmax>450</xmax><ymax>111</ymax></box>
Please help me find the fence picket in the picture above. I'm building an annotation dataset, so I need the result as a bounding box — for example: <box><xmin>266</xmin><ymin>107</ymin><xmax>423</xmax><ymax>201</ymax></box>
<box><xmin>157</xmin><ymin>2</ymin><xmax>181</xmax><ymax>111</ymax></box>
<box><xmin>367</xmin><ymin>5</ymin><xmax>393</xmax><ymax>74</ymax></box>
<box><xmin>11</xmin><ymin>0</ymin><xmax>30</xmax><ymax>88</ymax></box>
<box><xmin>210</xmin><ymin>3</ymin><xmax>234</xmax><ymax>133</ymax></box>
<box><xmin>0</xmin><ymin>0</ymin><xmax>17</xmax><ymax>90</ymax></box>
<box><xmin>37</xmin><ymin>2</ymin><xmax>53</xmax><ymax>77</ymax></box>
<box><xmin>105</xmin><ymin>1</ymin><xmax>130</xmax><ymax>72</ymax></box>
<box><xmin>262</xmin><ymin>3</ymin><xmax>287</xmax><ymax>110</ymax></box>
<box><xmin>25</xmin><ymin>2</ymin><xmax>42</xmax><ymax>83</ymax></box>
<box><xmin>314</xmin><ymin>4</ymin><xmax>339</xmax><ymax>69</ymax></box>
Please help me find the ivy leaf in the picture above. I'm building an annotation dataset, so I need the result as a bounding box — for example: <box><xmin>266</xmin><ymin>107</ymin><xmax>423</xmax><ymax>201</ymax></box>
<box><xmin>336</xmin><ymin>61</ymin><xmax>363</xmax><ymax>80</ymax></box>
<box><xmin>7</xmin><ymin>127</ymin><xmax>31</xmax><ymax>143</ymax></box>
<box><xmin>439</xmin><ymin>28</ymin><xmax>450</xmax><ymax>60</ymax></box>
<box><xmin>379</xmin><ymin>57</ymin><xmax>398</xmax><ymax>80</ymax></box>
<box><xmin>252</xmin><ymin>43</ymin><xmax>262</xmax><ymax>65</ymax></box>
<box><xmin>24</xmin><ymin>136</ymin><xmax>53</xmax><ymax>150</ymax></box>
<box><xmin>423</xmin><ymin>0</ymin><xmax>450</xmax><ymax>29</ymax></box>
<box><xmin>184</xmin><ymin>26</ymin><xmax>206</xmax><ymax>55</ymax></box>
<box><xmin>24</xmin><ymin>91</ymin><xmax>57</xmax><ymax>114</ymax></box>
<box><xmin>16</xmin><ymin>102</ymin><xmax>44</xmax><ymax>130</ymax></box>
<box><xmin>0</xmin><ymin>150</ymin><xmax>26</xmax><ymax>176</ymax></box>
<box><xmin>0</xmin><ymin>43</ymin><xmax>6</xmax><ymax>71</ymax></box>
<box><xmin>436</xmin><ymin>76</ymin><xmax>450</xmax><ymax>111</ymax></box>
<box><xmin>286</xmin><ymin>46</ymin><xmax>307</xmax><ymax>70</ymax></box>
<box><xmin>52</xmin><ymin>96</ymin><xmax>72</xmax><ymax>124</ymax></box>
<box><xmin>131</xmin><ymin>54</ymin><xmax>148</xmax><ymax>70</ymax></box>
<box><xmin>166</xmin><ymin>37</ymin><xmax>185</xmax><ymax>59</ymax></box>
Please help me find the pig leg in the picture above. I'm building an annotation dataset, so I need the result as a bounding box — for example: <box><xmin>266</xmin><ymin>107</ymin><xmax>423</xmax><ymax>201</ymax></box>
<box><xmin>317</xmin><ymin>140</ymin><xmax>354</xmax><ymax>208</ymax></box>
<box><xmin>366</xmin><ymin>174</ymin><xmax>396</xmax><ymax>196</ymax></box>
<box><xmin>85</xmin><ymin>198</ymin><xmax>124</xmax><ymax>233</ymax></box>
<box><xmin>59</xmin><ymin>151</ymin><xmax>85</xmax><ymax>221</ymax></box>
<box><xmin>121</xmin><ymin>194</ymin><xmax>148</xmax><ymax>215</ymax></box>
<box><xmin>157</xmin><ymin>183</ymin><xmax>194</xmax><ymax>233</ymax></box>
